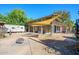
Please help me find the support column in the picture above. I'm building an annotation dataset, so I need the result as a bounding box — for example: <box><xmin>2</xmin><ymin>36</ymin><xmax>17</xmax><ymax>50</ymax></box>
<box><xmin>51</xmin><ymin>24</ymin><xmax>54</xmax><ymax>34</ymax></box>
<box><xmin>33</xmin><ymin>26</ymin><xmax>35</xmax><ymax>33</ymax></box>
<box><xmin>60</xmin><ymin>26</ymin><xmax>62</xmax><ymax>33</ymax></box>
<box><xmin>41</xmin><ymin>26</ymin><xmax>43</xmax><ymax>34</ymax></box>
<box><xmin>28</xmin><ymin>26</ymin><xmax>30</xmax><ymax>32</ymax></box>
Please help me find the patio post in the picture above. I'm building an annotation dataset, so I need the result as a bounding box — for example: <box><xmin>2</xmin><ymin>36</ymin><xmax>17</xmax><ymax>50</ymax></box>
<box><xmin>33</xmin><ymin>26</ymin><xmax>35</xmax><ymax>33</ymax></box>
<box><xmin>51</xmin><ymin>24</ymin><xmax>54</xmax><ymax>35</ymax></box>
<box><xmin>28</xmin><ymin>26</ymin><xmax>30</xmax><ymax>32</ymax></box>
<box><xmin>60</xmin><ymin>26</ymin><xmax>63</xmax><ymax>33</ymax></box>
<box><xmin>41</xmin><ymin>26</ymin><xmax>43</xmax><ymax>34</ymax></box>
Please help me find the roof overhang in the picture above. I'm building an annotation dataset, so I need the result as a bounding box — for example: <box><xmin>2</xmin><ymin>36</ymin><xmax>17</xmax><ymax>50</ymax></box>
<box><xmin>28</xmin><ymin>14</ymin><xmax>61</xmax><ymax>26</ymax></box>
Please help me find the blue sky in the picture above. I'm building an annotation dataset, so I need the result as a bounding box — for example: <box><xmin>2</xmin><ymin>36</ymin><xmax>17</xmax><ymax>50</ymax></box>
<box><xmin>0</xmin><ymin>4</ymin><xmax>79</xmax><ymax>22</ymax></box>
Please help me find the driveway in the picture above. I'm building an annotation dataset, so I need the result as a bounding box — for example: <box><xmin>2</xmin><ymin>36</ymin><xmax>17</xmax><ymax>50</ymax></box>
<box><xmin>0</xmin><ymin>33</ymin><xmax>49</xmax><ymax>55</ymax></box>
<box><xmin>0</xmin><ymin>33</ymin><xmax>76</xmax><ymax>55</ymax></box>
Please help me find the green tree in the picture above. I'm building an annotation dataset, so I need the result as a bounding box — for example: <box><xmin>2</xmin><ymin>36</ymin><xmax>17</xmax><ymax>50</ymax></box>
<box><xmin>65</xmin><ymin>19</ymin><xmax>75</xmax><ymax>32</ymax></box>
<box><xmin>0</xmin><ymin>14</ymin><xmax>5</xmax><ymax>22</ymax></box>
<box><xmin>7</xmin><ymin>9</ymin><xmax>27</xmax><ymax>25</ymax></box>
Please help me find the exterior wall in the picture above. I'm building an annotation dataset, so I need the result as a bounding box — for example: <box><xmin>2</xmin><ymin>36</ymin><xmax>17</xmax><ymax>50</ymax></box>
<box><xmin>60</xmin><ymin>26</ymin><xmax>63</xmax><ymax>32</ymax></box>
<box><xmin>4</xmin><ymin>24</ymin><xmax>25</xmax><ymax>32</ymax></box>
<box><xmin>51</xmin><ymin>19</ymin><xmax>69</xmax><ymax>33</ymax></box>
<box><xmin>51</xmin><ymin>19</ymin><xmax>63</xmax><ymax>33</ymax></box>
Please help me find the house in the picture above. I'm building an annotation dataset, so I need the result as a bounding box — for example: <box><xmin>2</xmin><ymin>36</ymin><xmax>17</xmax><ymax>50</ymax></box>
<box><xmin>4</xmin><ymin>24</ymin><xmax>25</xmax><ymax>33</ymax></box>
<box><xmin>27</xmin><ymin>14</ymin><xmax>70</xmax><ymax>34</ymax></box>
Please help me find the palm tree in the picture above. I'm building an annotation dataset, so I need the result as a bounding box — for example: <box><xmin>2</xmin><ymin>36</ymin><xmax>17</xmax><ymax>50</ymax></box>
<box><xmin>53</xmin><ymin>10</ymin><xmax>74</xmax><ymax>33</ymax></box>
<box><xmin>53</xmin><ymin>10</ymin><xmax>70</xmax><ymax>24</ymax></box>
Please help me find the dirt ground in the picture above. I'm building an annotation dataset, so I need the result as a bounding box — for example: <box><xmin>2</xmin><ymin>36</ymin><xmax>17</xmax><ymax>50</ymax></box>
<box><xmin>0</xmin><ymin>33</ymin><xmax>76</xmax><ymax>55</ymax></box>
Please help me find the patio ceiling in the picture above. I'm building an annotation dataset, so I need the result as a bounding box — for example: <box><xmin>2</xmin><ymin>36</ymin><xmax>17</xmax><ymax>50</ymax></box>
<box><xmin>28</xmin><ymin>14</ymin><xmax>61</xmax><ymax>26</ymax></box>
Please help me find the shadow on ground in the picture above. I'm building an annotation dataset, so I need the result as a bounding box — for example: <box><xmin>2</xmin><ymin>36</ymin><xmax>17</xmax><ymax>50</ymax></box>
<box><xmin>29</xmin><ymin>37</ymin><xmax>76</xmax><ymax>55</ymax></box>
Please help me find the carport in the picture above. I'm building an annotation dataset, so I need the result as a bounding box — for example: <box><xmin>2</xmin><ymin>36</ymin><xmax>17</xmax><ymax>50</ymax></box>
<box><xmin>27</xmin><ymin>14</ymin><xmax>68</xmax><ymax>34</ymax></box>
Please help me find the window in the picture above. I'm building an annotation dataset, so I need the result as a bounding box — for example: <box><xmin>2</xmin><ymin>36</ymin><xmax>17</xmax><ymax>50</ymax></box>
<box><xmin>55</xmin><ymin>26</ymin><xmax>60</xmax><ymax>33</ymax></box>
<box><xmin>21</xmin><ymin>27</ymin><xmax>23</xmax><ymax>29</ymax></box>
<box><xmin>12</xmin><ymin>27</ymin><xmax>15</xmax><ymax>29</ymax></box>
